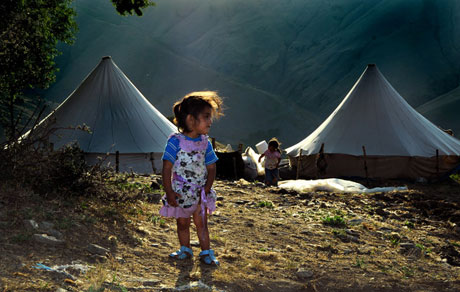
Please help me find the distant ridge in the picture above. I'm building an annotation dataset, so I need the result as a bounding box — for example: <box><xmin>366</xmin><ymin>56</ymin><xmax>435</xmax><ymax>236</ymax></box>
<box><xmin>42</xmin><ymin>0</ymin><xmax>460</xmax><ymax>145</ymax></box>
<box><xmin>417</xmin><ymin>85</ymin><xmax>460</xmax><ymax>136</ymax></box>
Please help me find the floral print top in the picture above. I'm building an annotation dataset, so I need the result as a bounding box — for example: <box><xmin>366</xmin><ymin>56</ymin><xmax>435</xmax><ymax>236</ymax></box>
<box><xmin>164</xmin><ymin>133</ymin><xmax>217</xmax><ymax>209</ymax></box>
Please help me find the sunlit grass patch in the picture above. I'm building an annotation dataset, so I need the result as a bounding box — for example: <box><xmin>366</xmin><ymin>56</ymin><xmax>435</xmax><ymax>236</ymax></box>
<box><xmin>450</xmin><ymin>240</ymin><xmax>460</xmax><ymax>248</ymax></box>
<box><xmin>285</xmin><ymin>258</ymin><xmax>299</xmax><ymax>270</ymax></box>
<box><xmin>82</xmin><ymin>256</ymin><xmax>128</xmax><ymax>292</ymax></box>
<box><xmin>400</xmin><ymin>266</ymin><xmax>415</xmax><ymax>278</ymax></box>
<box><xmin>321</xmin><ymin>214</ymin><xmax>347</xmax><ymax>227</ymax></box>
<box><xmin>332</xmin><ymin>228</ymin><xmax>346</xmax><ymax>237</ymax></box>
<box><xmin>220</xmin><ymin>253</ymin><xmax>239</xmax><ymax>262</ymax></box>
<box><xmin>352</xmin><ymin>257</ymin><xmax>366</xmax><ymax>269</ymax></box>
<box><xmin>386</xmin><ymin>233</ymin><xmax>401</xmax><ymax>247</ymax></box>
<box><xmin>245</xmin><ymin>258</ymin><xmax>268</xmax><ymax>271</ymax></box>
<box><xmin>256</xmin><ymin>200</ymin><xmax>274</xmax><ymax>208</ymax></box>
<box><xmin>148</xmin><ymin>215</ymin><xmax>166</xmax><ymax>227</ymax></box>
<box><xmin>211</xmin><ymin>234</ymin><xmax>227</xmax><ymax>246</ymax></box>
<box><xmin>85</xmin><ymin>264</ymin><xmax>108</xmax><ymax>292</ymax></box>
<box><xmin>256</xmin><ymin>251</ymin><xmax>280</xmax><ymax>262</ymax></box>
<box><xmin>213</xmin><ymin>266</ymin><xmax>252</xmax><ymax>291</ymax></box>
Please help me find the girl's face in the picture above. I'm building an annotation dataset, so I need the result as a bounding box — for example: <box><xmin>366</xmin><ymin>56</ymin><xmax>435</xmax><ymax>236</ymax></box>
<box><xmin>188</xmin><ymin>106</ymin><xmax>212</xmax><ymax>136</ymax></box>
<box><xmin>268</xmin><ymin>145</ymin><xmax>276</xmax><ymax>152</ymax></box>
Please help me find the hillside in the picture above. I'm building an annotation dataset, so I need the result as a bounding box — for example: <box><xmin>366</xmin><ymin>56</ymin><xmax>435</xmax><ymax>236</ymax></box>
<box><xmin>42</xmin><ymin>0</ymin><xmax>460</xmax><ymax>146</ymax></box>
<box><xmin>1</xmin><ymin>176</ymin><xmax>460</xmax><ymax>291</ymax></box>
<box><xmin>417</xmin><ymin>85</ymin><xmax>460</xmax><ymax>136</ymax></box>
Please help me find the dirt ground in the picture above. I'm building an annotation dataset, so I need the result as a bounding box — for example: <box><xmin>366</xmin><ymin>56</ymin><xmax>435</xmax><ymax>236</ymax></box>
<box><xmin>1</xmin><ymin>176</ymin><xmax>460</xmax><ymax>291</ymax></box>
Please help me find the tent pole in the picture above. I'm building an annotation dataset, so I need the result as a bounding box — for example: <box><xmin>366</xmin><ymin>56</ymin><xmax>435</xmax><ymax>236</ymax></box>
<box><xmin>436</xmin><ymin>149</ymin><xmax>439</xmax><ymax>178</ymax></box>
<box><xmin>296</xmin><ymin>149</ymin><xmax>303</xmax><ymax>180</ymax></box>
<box><xmin>150</xmin><ymin>152</ymin><xmax>156</xmax><ymax>174</ymax></box>
<box><xmin>362</xmin><ymin>146</ymin><xmax>369</xmax><ymax>182</ymax></box>
<box><xmin>316</xmin><ymin>143</ymin><xmax>327</xmax><ymax>179</ymax></box>
<box><xmin>238</xmin><ymin>143</ymin><xmax>243</xmax><ymax>154</ymax></box>
<box><xmin>116</xmin><ymin>151</ymin><xmax>119</xmax><ymax>173</ymax></box>
<box><xmin>233</xmin><ymin>157</ymin><xmax>238</xmax><ymax>179</ymax></box>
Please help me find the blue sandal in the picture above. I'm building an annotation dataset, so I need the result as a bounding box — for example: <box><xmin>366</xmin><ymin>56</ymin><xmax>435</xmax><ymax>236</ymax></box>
<box><xmin>199</xmin><ymin>249</ymin><xmax>219</xmax><ymax>266</ymax></box>
<box><xmin>169</xmin><ymin>246</ymin><xmax>193</xmax><ymax>260</ymax></box>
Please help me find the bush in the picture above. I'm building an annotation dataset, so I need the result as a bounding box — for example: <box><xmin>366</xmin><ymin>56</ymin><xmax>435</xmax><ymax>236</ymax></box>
<box><xmin>0</xmin><ymin>138</ymin><xmax>103</xmax><ymax>197</ymax></box>
<box><xmin>29</xmin><ymin>144</ymin><xmax>94</xmax><ymax>196</ymax></box>
<box><xmin>0</xmin><ymin>125</ymin><xmax>159</xmax><ymax>201</ymax></box>
<box><xmin>450</xmin><ymin>173</ymin><xmax>460</xmax><ymax>184</ymax></box>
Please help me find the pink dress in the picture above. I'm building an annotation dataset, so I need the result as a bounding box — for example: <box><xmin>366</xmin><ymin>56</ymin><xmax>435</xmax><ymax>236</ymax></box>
<box><xmin>159</xmin><ymin>134</ymin><xmax>217</xmax><ymax>218</ymax></box>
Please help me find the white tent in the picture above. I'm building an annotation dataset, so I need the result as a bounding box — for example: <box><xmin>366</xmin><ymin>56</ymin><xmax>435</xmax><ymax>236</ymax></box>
<box><xmin>30</xmin><ymin>56</ymin><xmax>176</xmax><ymax>173</ymax></box>
<box><xmin>286</xmin><ymin>64</ymin><xmax>460</xmax><ymax>179</ymax></box>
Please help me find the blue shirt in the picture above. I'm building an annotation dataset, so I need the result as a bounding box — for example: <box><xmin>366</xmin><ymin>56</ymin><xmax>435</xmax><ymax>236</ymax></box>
<box><xmin>162</xmin><ymin>134</ymin><xmax>218</xmax><ymax>165</ymax></box>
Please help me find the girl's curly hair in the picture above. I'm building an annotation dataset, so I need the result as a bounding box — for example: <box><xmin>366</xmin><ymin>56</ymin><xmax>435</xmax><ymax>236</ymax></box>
<box><xmin>172</xmin><ymin>91</ymin><xmax>224</xmax><ymax>133</ymax></box>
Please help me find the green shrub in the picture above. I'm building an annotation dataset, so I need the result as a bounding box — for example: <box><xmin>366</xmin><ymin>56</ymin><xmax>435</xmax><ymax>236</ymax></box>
<box><xmin>450</xmin><ymin>173</ymin><xmax>460</xmax><ymax>184</ymax></box>
<box><xmin>0</xmin><ymin>137</ymin><xmax>106</xmax><ymax>197</ymax></box>
<box><xmin>257</xmin><ymin>200</ymin><xmax>274</xmax><ymax>208</ymax></box>
<box><xmin>321</xmin><ymin>215</ymin><xmax>347</xmax><ymax>227</ymax></box>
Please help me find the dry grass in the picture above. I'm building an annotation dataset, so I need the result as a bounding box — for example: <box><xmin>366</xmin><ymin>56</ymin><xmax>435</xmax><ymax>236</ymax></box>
<box><xmin>1</xmin><ymin>176</ymin><xmax>460</xmax><ymax>291</ymax></box>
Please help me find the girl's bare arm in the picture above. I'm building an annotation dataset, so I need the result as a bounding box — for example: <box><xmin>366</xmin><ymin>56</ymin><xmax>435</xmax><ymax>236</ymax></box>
<box><xmin>162</xmin><ymin>160</ymin><xmax>180</xmax><ymax>206</ymax></box>
<box><xmin>204</xmin><ymin>163</ymin><xmax>216</xmax><ymax>194</ymax></box>
<box><xmin>258</xmin><ymin>153</ymin><xmax>265</xmax><ymax>162</ymax></box>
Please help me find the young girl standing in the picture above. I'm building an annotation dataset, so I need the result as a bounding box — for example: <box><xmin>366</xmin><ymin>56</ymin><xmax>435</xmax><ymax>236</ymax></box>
<box><xmin>160</xmin><ymin>91</ymin><xmax>223</xmax><ymax>265</ymax></box>
<box><xmin>258</xmin><ymin>138</ymin><xmax>282</xmax><ymax>186</ymax></box>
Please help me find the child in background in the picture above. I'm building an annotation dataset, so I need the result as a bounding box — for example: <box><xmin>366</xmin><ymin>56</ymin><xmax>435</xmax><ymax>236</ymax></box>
<box><xmin>160</xmin><ymin>91</ymin><xmax>223</xmax><ymax>265</ymax></box>
<box><xmin>258</xmin><ymin>138</ymin><xmax>281</xmax><ymax>186</ymax></box>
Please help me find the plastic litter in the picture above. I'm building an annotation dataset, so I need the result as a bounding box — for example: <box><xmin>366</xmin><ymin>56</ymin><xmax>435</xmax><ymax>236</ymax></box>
<box><xmin>255</xmin><ymin>140</ymin><xmax>268</xmax><ymax>154</ymax></box>
<box><xmin>242</xmin><ymin>155</ymin><xmax>258</xmax><ymax>180</ymax></box>
<box><xmin>242</xmin><ymin>147</ymin><xmax>265</xmax><ymax>176</ymax></box>
<box><xmin>278</xmin><ymin>178</ymin><xmax>407</xmax><ymax>194</ymax></box>
<box><xmin>32</xmin><ymin>262</ymin><xmax>91</xmax><ymax>280</ymax></box>
<box><xmin>32</xmin><ymin>263</ymin><xmax>53</xmax><ymax>271</ymax></box>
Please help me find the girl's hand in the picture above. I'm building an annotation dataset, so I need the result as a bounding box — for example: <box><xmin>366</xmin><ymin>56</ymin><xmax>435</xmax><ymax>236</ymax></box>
<box><xmin>166</xmin><ymin>191</ymin><xmax>181</xmax><ymax>207</ymax></box>
<box><xmin>258</xmin><ymin>154</ymin><xmax>264</xmax><ymax>163</ymax></box>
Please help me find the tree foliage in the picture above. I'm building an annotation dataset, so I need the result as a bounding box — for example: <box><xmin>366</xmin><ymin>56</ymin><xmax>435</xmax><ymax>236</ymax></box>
<box><xmin>0</xmin><ymin>0</ymin><xmax>155</xmax><ymax>198</ymax></box>
<box><xmin>111</xmin><ymin>0</ymin><xmax>156</xmax><ymax>16</ymax></box>
<box><xmin>0</xmin><ymin>0</ymin><xmax>77</xmax><ymax>141</ymax></box>
<box><xmin>0</xmin><ymin>0</ymin><xmax>155</xmax><ymax>142</ymax></box>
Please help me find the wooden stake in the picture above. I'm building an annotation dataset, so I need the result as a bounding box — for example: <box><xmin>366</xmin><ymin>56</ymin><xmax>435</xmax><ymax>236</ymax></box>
<box><xmin>116</xmin><ymin>151</ymin><xmax>119</xmax><ymax>173</ymax></box>
<box><xmin>238</xmin><ymin>143</ymin><xmax>243</xmax><ymax>153</ymax></box>
<box><xmin>436</xmin><ymin>149</ymin><xmax>439</xmax><ymax>178</ymax></box>
<box><xmin>232</xmin><ymin>157</ymin><xmax>238</xmax><ymax>179</ymax></box>
<box><xmin>296</xmin><ymin>149</ymin><xmax>303</xmax><ymax>180</ymax></box>
<box><xmin>150</xmin><ymin>152</ymin><xmax>156</xmax><ymax>174</ymax></box>
<box><xmin>362</xmin><ymin>146</ymin><xmax>368</xmax><ymax>181</ymax></box>
<box><xmin>316</xmin><ymin>143</ymin><xmax>327</xmax><ymax>178</ymax></box>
